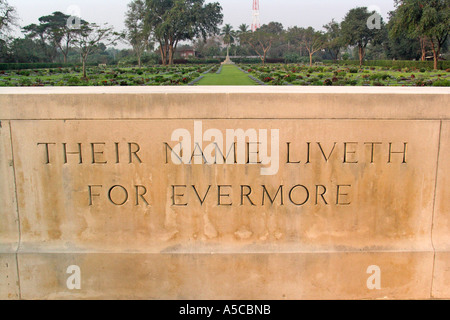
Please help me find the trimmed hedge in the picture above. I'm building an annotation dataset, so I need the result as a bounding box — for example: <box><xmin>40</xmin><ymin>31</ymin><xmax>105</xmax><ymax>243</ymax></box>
<box><xmin>4</xmin><ymin>59</ymin><xmax>447</xmax><ymax>70</ymax></box>
<box><xmin>231</xmin><ymin>58</ymin><xmax>286</xmax><ymax>64</ymax></box>
<box><xmin>172</xmin><ymin>58</ymin><xmax>221</xmax><ymax>64</ymax></box>
<box><xmin>0</xmin><ymin>62</ymin><xmax>99</xmax><ymax>71</ymax></box>
<box><xmin>173</xmin><ymin>57</ymin><xmax>287</xmax><ymax>64</ymax></box>
<box><xmin>324</xmin><ymin>60</ymin><xmax>450</xmax><ymax>70</ymax></box>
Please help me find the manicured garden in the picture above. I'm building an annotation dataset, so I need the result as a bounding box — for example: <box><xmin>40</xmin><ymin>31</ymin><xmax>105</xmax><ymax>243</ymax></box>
<box><xmin>241</xmin><ymin>64</ymin><xmax>450</xmax><ymax>87</ymax></box>
<box><xmin>0</xmin><ymin>64</ymin><xmax>213</xmax><ymax>87</ymax></box>
<box><xmin>0</xmin><ymin>62</ymin><xmax>449</xmax><ymax>87</ymax></box>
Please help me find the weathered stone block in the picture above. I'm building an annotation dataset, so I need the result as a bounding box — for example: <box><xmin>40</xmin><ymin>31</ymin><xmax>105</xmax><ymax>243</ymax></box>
<box><xmin>0</xmin><ymin>87</ymin><xmax>448</xmax><ymax>300</ymax></box>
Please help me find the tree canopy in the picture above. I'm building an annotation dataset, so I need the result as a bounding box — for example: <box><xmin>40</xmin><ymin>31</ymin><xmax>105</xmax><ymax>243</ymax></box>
<box><xmin>0</xmin><ymin>1</ymin><xmax>449</xmax><ymax>68</ymax></box>
<box><xmin>145</xmin><ymin>0</ymin><xmax>223</xmax><ymax>65</ymax></box>
<box><xmin>341</xmin><ymin>7</ymin><xmax>385</xmax><ymax>67</ymax></box>
<box><xmin>240</xmin><ymin>22</ymin><xmax>284</xmax><ymax>65</ymax></box>
<box><xmin>0</xmin><ymin>0</ymin><xmax>17</xmax><ymax>36</ymax></box>
<box><xmin>390</xmin><ymin>0</ymin><xmax>449</xmax><ymax>69</ymax></box>
<box><xmin>71</xmin><ymin>23</ymin><xmax>122</xmax><ymax>77</ymax></box>
<box><xmin>125</xmin><ymin>0</ymin><xmax>152</xmax><ymax>67</ymax></box>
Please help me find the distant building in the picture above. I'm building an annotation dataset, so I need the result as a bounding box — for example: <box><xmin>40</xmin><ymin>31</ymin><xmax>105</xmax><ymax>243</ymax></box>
<box><xmin>177</xmin><ymin>48</ymin><xmax>196</xmax><ymax>59</ymax></box>
<box><xmin>425</xmin><ymin>54</ymin><xmax>445</xmax><ymax>61</ymax></box>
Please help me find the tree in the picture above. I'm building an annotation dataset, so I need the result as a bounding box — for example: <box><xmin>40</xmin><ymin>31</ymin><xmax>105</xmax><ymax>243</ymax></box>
<box><xmin>125</xmin><ymin>0</ymin><xmax>151</xmax><ymax>67</ymax></box>
<box><xmin>23</xmin><ymin>11</ymin><xmax>85</xmax><ymax>63</ymax></box>
<box><xmin>38</xmin><ymin>12</ymin><xmax>86</xmax><ymax>63</ymax></box>
<box><xmin>233</xmin><ymin>24</ymin><xmax>250</xmax><ymax>52</ymax></box>
<box><xmin>390</xmin><ymin>0</ymin><xmax>449</xmax><ymax>69</ymax></box>
<box><xmin>341</xmin><ymin>7</ymin><xmax>385</xmax><ymax>67</ymax></box>
<box><xmin>221</xmin><ymin>24</ymin><xmax>235</xmax><ymax>57</ymax></box>
<box><xmin>286</xmin><ymin>26</ymin><xmax>327</xmax><ymax>66</ymax></box>
<box><xmin>323</xmin><ymin>19</ymin><xmax>344</xmax><ymax>62</ymax></box>
<box><xmin>23</xmin><ymin>23</ymin><xmax>58</xmax><ymax>62</ymax></box>
<box><xmin>8</xmin><ymin>37</ymin><xmax>46</xmax><ymax>62</ymax></box>
<box><xmin>240</xmin><ymin>22</ymin><xmax>283</xmax><ymax>65</ymax></box>
<box><xmin>286</xmin><ymin>26</ymin><xmax>304</xmax><ymax>56</ymax></box>
<box><xmin>238</xmin><ymin>24</ymin><xmax>249</xmax><ymax>33</ymax></box>
<box><xmin>300</xmin><ymin>27</ymin><xmax>327</xmax><ymax>67</ymax></box>
<box><xmin>145</xmin><ymin>0</ymin><xmax>223</xmax><ymax>65</ymax></box>
<box><xmin>72</xmin><ymin>23</ymin><xmax>122</xmax><ymax>78</ymax></box>
<box><xmin>386</xmin><ymin>9</ymin><xmax>422</xmax><ymax>60</ymax></box>
<box><xmin>193</xmin><ymin>36</ymin><xmax>222</xmax><ymax>58</ymax></box>
<box><xmin>0</xmin><ymin>0</ymin><xmax>17</xmax><ymax>37</ymax></box>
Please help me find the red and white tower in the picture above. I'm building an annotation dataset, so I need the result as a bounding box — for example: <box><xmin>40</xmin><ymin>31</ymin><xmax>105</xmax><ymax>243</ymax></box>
<box><xmin>251</xmin><ymin>0</ymin><xmax>260</xmax><ymax>32</ymax></box>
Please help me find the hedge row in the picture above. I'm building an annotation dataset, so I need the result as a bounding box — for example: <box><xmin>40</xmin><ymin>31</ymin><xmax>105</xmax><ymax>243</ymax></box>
<box><xmin>2</xmin><ymin>59</ymin><xmax>448</xmax><ymax>70</ymax></box>
<box><xmin>172</xmin><ymin>59</ymin><xmax>221</xmax><ymax>64</ymax></box>
<box><xmin>0</xmin><ymin>62</ymin><xmax>99</xmax><ymax>71</ymax></box>
<box><xmin>324</xmin><ymin>60</ymin><xmax>450</xmax><ymax>70</ymax></box>
<box><xmin>174</xmin><ymin>58</ymin><xmax>286</xmax><ymax>64</ymax></box>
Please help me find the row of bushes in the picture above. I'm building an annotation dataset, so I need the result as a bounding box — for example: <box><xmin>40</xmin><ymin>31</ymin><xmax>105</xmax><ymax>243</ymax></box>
<box><xmin>2</xmin><ymin>59</ymin><xmax>449</xmax><ymax>71</ymax></box>
<box><xmin>165</xmin><ymin>58</ymin><xmax>450</xmax><ymax>68</ymax></box>
<box><xmin>172</xmin><ymin>57</ymin><xmax>286</xmax><ymax>64</ymax></box>
<box><xmin>324</xmin><ymin>60</ymin><xmax>450</xmax><ymax>70</ymax></box>
<box><xmin>0</xmin><ymin>62</ymin><xmax>100</xmax><ymax>71</ymax></box>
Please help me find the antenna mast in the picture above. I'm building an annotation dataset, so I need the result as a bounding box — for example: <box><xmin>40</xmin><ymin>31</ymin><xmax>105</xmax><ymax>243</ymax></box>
<box><xmin>251</xmin><ymin>0</ymin><xmax>260</xmax><ymax>32</ymax></box>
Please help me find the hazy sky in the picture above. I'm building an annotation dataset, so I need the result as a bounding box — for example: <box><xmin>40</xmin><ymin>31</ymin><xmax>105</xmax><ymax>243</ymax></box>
<box><xmin>8</xmin><ymin>0</ymin><xmax>396</xmax><ymax>44</ymax></box>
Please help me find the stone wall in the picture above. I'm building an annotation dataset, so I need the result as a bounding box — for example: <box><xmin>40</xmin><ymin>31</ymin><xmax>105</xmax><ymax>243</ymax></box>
<box><xmin>0</xmin><ymin>87</ymin><xmax>448</xmax><ymax>299</ymax></box>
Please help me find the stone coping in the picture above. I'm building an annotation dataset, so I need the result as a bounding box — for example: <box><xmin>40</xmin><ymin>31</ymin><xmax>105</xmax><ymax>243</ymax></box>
<box><xmin>0</xmin><ymin>86</ymin><xmax>449</xmax><ymax>94</ymax></box>
<box><xmin>0</xmin><ymin>87</ymin><xmax>448</xmax><ymax>120</ymax></box>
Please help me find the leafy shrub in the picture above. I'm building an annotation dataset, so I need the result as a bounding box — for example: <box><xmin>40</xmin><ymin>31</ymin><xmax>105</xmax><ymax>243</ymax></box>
<box><xmin>370</xmin><ymin>73</ymin><xmax>391</xmax><ymax>81</ymax></box>
<box><xmin>324</xmin><ymin>60</ymin><xmax>450</xmax><ymax>70</ymax></box>
<box><xmin>19</xmin><ymin>78</ymin><xmax>32</xmax><ymax>86</ymax></box>
<box><xmin>0</xmin><ymin>63</ymin><xmax>89</xmax><ymax>71</ymax></box>
<box><xmin>284</xmin><ymin>74</ymin><xmax>296</xmax><ymax>82</ymax></box>
<box><xmin>414</xmin><ymin>79</ymin><xmax>433</xmax><ymax>86</ymax></box>
<box><xmin>67</xmin><ymin>77</ymin><xmax>81</xmax><ymax>85</ymax></box>
<box><xmin>271</xmin><ymin>77</ymin><xmax>285</xmax><ymax>85</ymax></box>
<box><xmin>18</xmin><ymin>70</ymin><xmax>31</xmax><ymax>76</ymax></box>
<box><xmin>432</xmin><ymin>79</ymin><xmax>450</xmax><ymax>87</ymax></box>
<box><xmin>312</xmin><ymin>80</ymin><xmax>323</xmax><ymax>86</ymax></box>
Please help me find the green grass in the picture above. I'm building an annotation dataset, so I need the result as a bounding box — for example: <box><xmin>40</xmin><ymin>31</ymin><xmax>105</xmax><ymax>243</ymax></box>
<box><xmin>2</xmin><ymin>63</ymin><xmax>448</xmax><ymax>87</ymax></box>
<box><xmin>198</xmin><ymin>65</ymin><xmax>257</xmax><ymax>85</ymax></box>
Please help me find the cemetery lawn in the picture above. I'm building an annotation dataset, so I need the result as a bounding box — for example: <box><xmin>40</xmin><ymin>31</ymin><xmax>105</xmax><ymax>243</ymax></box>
<box><xmin>197</xmin><ymin>65</ymin><xmax>257</xmax><ymax>85</ymax></box>
<box><xmin>241</xmin><ymin>64</ymin><xmax>450</xmax><ymax>86</ymax></box>
<box><xmin>0</xmin><ymin>63</ymin><xmax>449</xmax><ymax>87</ymax></box>
<box><xmin>0</xmin><ymin>65</ymin><xmax>212</xmax><ymax>86</ymax></box>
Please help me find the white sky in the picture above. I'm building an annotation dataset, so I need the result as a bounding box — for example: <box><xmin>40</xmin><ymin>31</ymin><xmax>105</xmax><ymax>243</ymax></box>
<box><xmin>8</xmin><ymin>0</ymin><xmax>396</xmax><ymax>48</ymax></box>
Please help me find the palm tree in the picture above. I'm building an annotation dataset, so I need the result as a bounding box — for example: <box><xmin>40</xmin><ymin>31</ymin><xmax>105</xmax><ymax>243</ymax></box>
<box><xmin>238</xmin><ymin>24</ymin><xmax>249</xmax><ymax>34</ymax></box>
<box><xmin>221</xmin><ymin>24</ymin><xmax>235</xmax><ymax>58</ymax></box>
<box><xmin>235</xmin><ymin>24</ymin><xmax>250</xmax><ymax>55</ymax></box>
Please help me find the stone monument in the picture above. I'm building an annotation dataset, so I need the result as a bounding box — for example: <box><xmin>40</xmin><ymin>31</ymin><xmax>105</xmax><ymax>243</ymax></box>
<box><xmin>0</xmin><ymin>87</ymin><xmax>449</xmax><ymax>300</ymax></box>
<box><xmin>221</xmin><ymin>48</ymin><xmax>235</xmax><ymax>65</ymax></box>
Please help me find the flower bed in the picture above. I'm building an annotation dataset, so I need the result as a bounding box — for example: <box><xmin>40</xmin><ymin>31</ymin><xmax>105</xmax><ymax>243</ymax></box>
<box><xmin>0</xmin><ymin>65</ymin><xmax>215</xmax><ymax>87</ymax></box>
<box><xmin>239</xmin><ymin>63</ymin><xmax>450</xmax><ymax>87</ymax></box>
